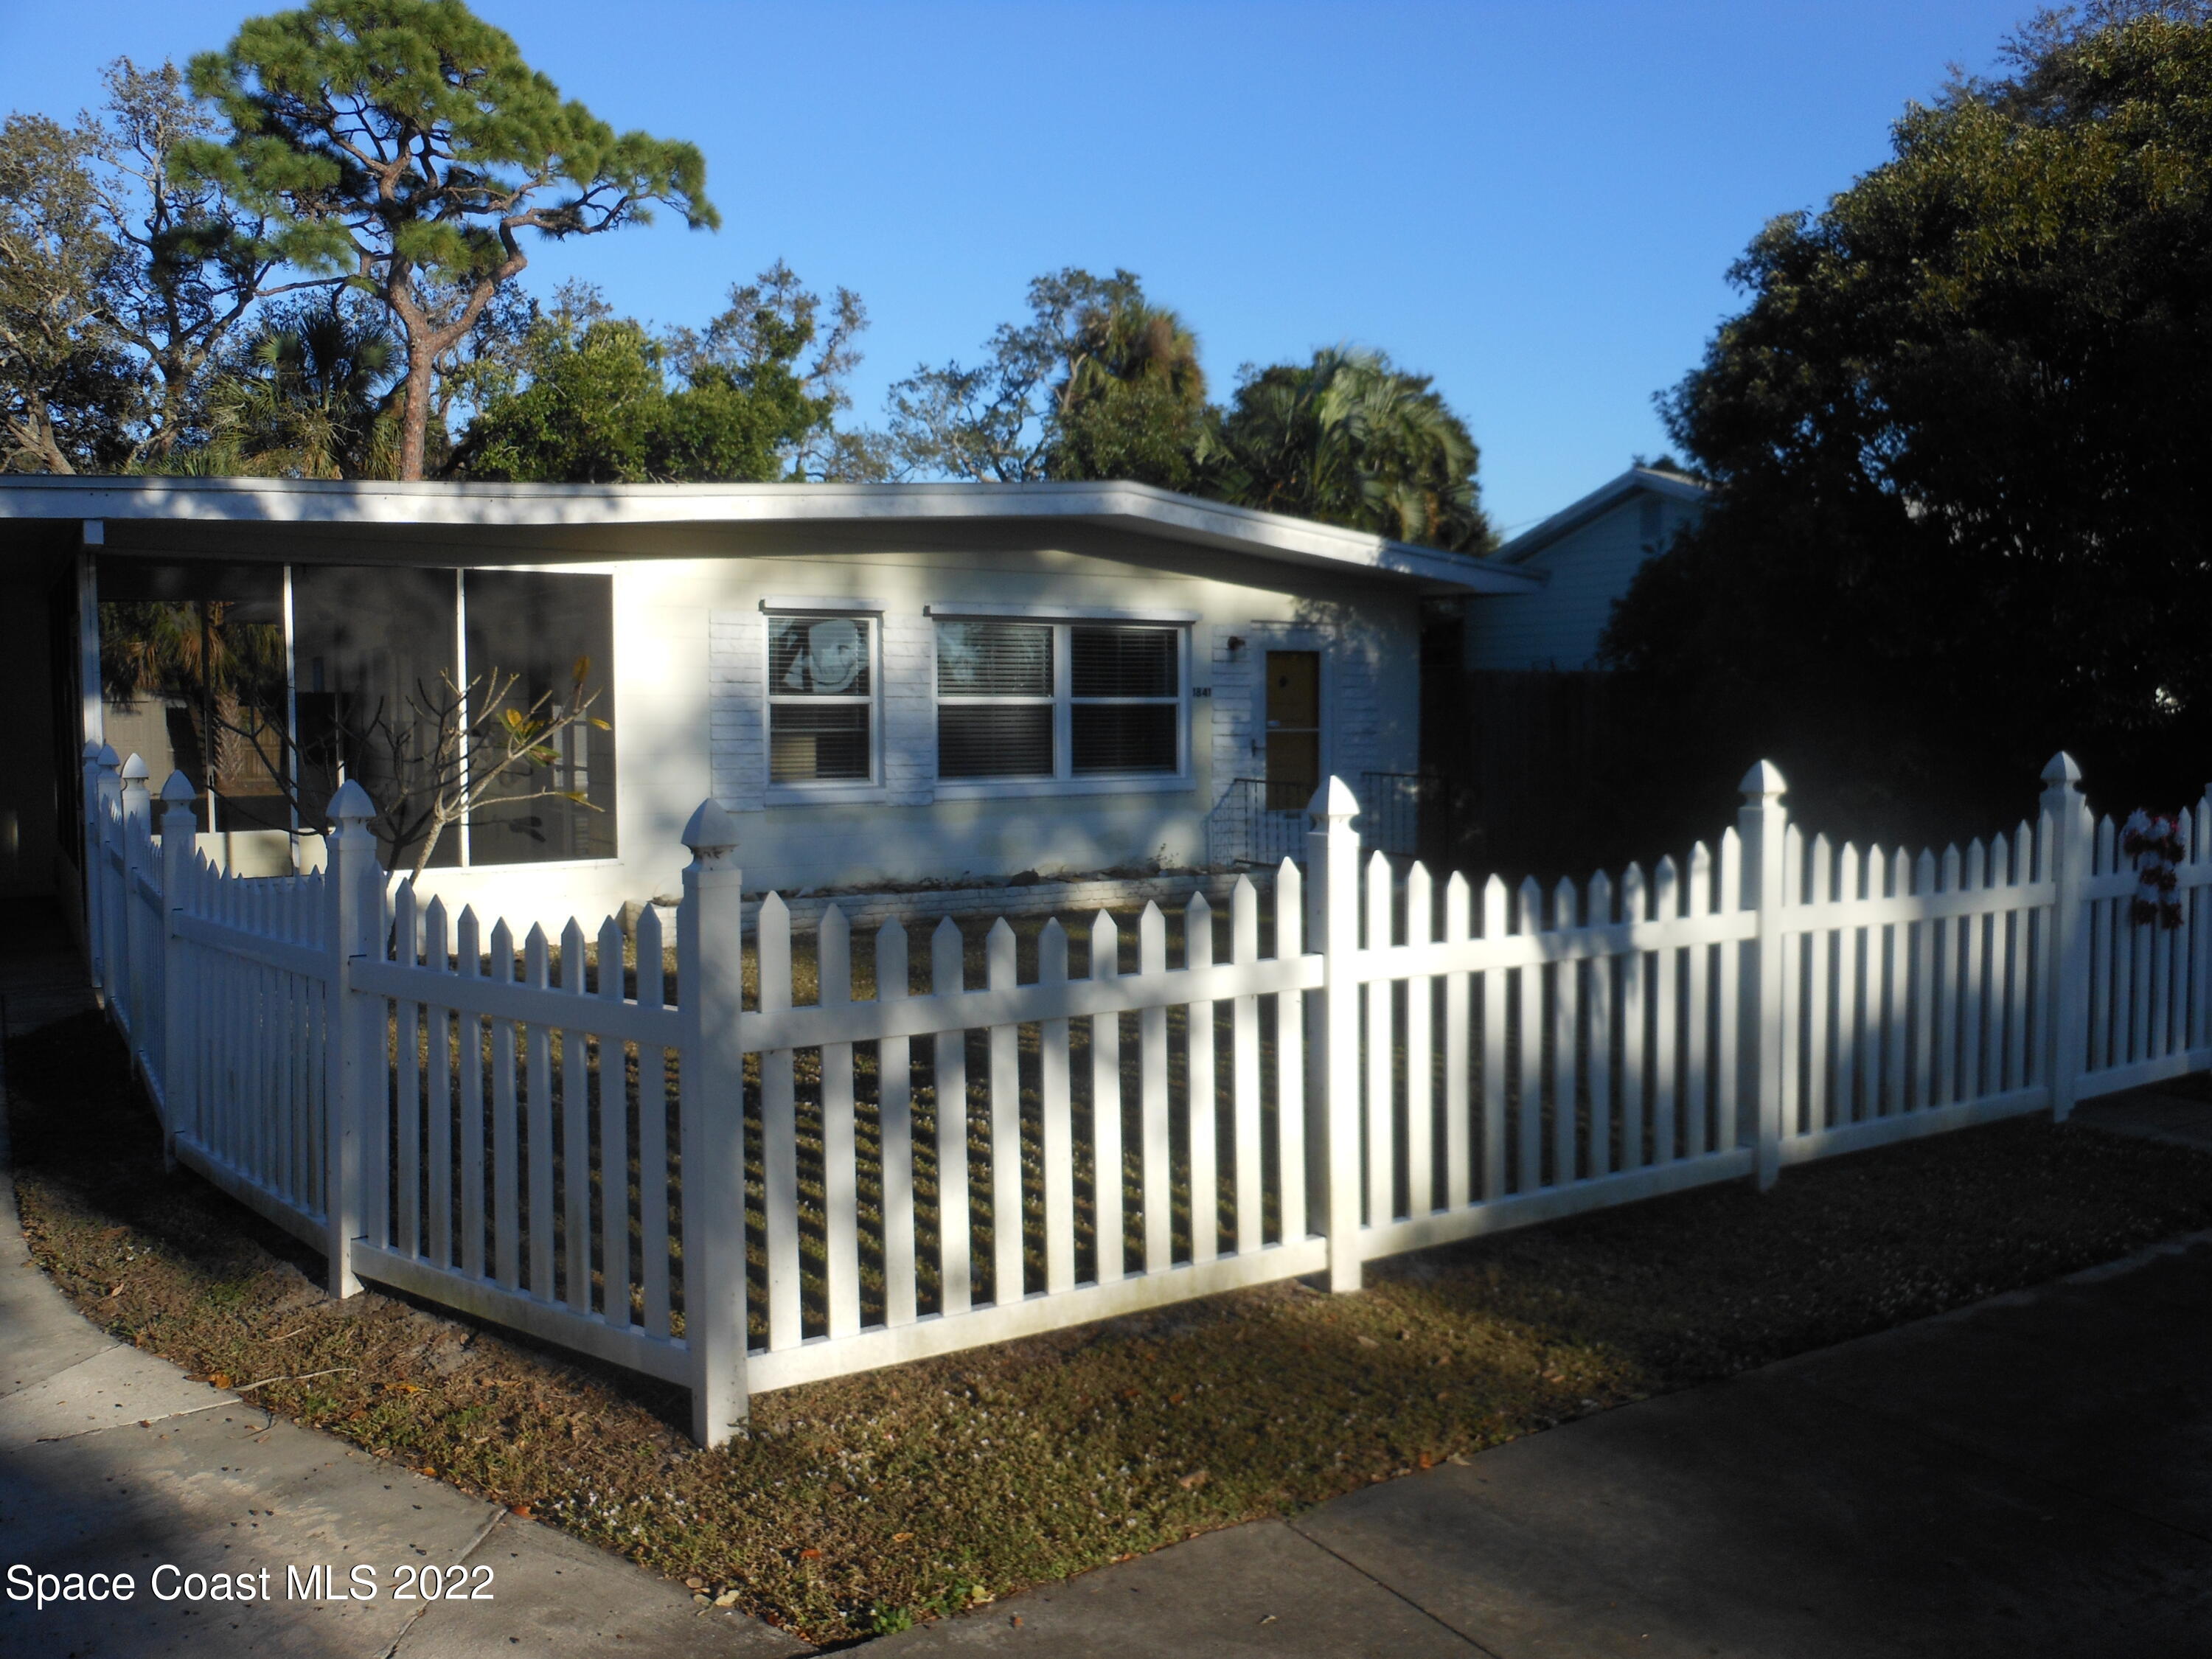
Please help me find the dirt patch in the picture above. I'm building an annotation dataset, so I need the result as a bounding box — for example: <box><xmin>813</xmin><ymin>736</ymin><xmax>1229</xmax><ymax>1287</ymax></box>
<box><xmin>13</xmin><ymin>1007</ymin><xmax>2212</xmax><ymax>1644</ymax></box>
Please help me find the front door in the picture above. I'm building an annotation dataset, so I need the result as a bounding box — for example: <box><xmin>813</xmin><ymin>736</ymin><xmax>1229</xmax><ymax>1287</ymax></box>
<box><xmin>1264</xmin><ymin>650</ymin><xmax>1321</xmax><ymax>812</ymax></box>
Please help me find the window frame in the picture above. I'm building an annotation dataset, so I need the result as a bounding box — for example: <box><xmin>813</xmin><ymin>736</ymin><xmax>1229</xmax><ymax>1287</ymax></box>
<box><xmin>933</xmin><ymin>619</ymin><xmax>1058</xmax><ymax>784</ymax></box>
<box><xmin>763</xmin><ymin>605</ymin><xmax>886</xmax><ymax>804</ymax></box>
<box><xmin>931</xmin><ymin>616</ymin><xmax>1192</xmax><ymax>799</ymax></box>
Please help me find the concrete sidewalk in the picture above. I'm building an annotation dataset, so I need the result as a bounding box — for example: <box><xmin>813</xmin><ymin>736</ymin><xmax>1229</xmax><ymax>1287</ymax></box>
<box><xmin>879</xmin><ymin>1091</ymin><xmax>2212</xmax><ymax>1658</ymax></box>
<box><xmin>0</xmin><ymin>902</ymin><xmax>804</xmax><ymax>1659</ymax></box>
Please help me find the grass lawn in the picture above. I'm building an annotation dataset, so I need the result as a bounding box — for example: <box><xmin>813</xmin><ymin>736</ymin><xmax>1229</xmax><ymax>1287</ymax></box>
<box><xmin>13</xmin><ymin>1004</ymin><xmax>2212</xmax><ymax>1646</ymax></box>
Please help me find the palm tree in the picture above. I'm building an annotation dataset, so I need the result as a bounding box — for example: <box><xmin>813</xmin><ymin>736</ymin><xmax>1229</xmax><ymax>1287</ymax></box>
<box><xmin>195</xmin><ymin>291</ymin><xmax>400</xmax><ymax>479</ymax></box>
<box><xmin>1198</xmin><ymin>348</ymin><xmax>1495</xmax><ymax>553</ymax></box>
<box><xmin>1047</xmin><ymin>282</ymin><xmax>1208</xmax><ymax>489</ymax></box>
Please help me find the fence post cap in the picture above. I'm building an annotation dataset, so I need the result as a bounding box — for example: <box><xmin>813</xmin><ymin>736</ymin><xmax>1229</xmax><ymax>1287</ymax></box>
<box><xmin>119</xmin><ymin>752</ymin><xmax>150</xmax><ymax>785</ymax></box>
<box><xmin>159</xmin><ymin>771</ymin><xmax>197</xmax><ymax>807</ymax></box>
<box><xmin>95</xmin><ymin>742</ymin><xmax>119</xmax><ymax>770</ymax></box>
<box><xmin>1306</xmin><ymin>776</ymin><xmax>1360</xmax><ymax>823</ymax></box>
<box><xmin>2041</xmin><ymin>751</ymin><xmax>2083</xmax><ymax>787</ymax></box>
<box><xmin>1738</xmin><ymin>759</ymin><xmax>1787</xmax><ymax>799</ymax></box>
<box><xmin>681</xmin><ymin>799</ymin><xmax>740</xmax><ymax>863</ymax></box>
<box><xmin>327</xmin><ymin>779</ymin><xmax>378</xmax><ymax>824</ymax></box>
<box><xmin>82</xmin><ymin>740</ymin><xmax>102</xmax><ymax>762</ymax></box>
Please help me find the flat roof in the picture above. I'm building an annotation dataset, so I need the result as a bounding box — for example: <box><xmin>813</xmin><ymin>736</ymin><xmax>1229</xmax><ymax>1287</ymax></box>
<box><xmin>0</xmin><ymin>476</ymin><xmax>1540</xmax><ymax>598</ymax></box>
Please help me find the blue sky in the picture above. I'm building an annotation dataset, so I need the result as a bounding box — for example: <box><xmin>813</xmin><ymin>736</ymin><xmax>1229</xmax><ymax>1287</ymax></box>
<box><xmin>1</xmin><ymin>1</ymin><xmax>2032</xmax><ymax>532</ymax></box>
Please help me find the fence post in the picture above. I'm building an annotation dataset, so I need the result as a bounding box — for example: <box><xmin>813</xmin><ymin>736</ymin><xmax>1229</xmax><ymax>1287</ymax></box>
<box><xmin>2040</xmin><ymin>752</ymin><xmax>2093</xmax><ymax>1121</ymax></box>
<box><xmin>1307</xmin><ymin>776</ymin><xmax>1364</xmax><ymax>1293</ymax></box>
<box><xmin>1738</xmin><ymin>760</ymin><xmax>1789</xmax><ymax>1191</ymax></box>
<box><xmin>679</xmin><ymin>799</ymin><xmax>750</xmax><ymax>1446</ymax></box>
<box><xmin>119</xmin><ymin>754</ymin><xmax>151</xmax><ymax>1040</ymax></box>
<box><xmin>81</xmin><ymin>742</ymin><xmax>106</xmax><ymax>992</ymax></box>
<box><xmin>159</xmin><ymin>771</ymin><xmax>198</xmax><ymax>1165</ymax></box>
<box><xmin>324</xmin><ymin>780</ymin><xmax>382</xmax><ymax>1300</ymax></box>
<box><xmin>91</xmin><ymin>745</ymin><xmax>122</xmax><ymax>1008</ymax></box>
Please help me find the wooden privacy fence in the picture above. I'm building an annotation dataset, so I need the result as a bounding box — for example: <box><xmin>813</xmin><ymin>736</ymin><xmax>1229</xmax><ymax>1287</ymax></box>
<box><xmin>77</xmin><ymin>744</ymin><xmax>2212</xmax><ymax>1447</ymax></box>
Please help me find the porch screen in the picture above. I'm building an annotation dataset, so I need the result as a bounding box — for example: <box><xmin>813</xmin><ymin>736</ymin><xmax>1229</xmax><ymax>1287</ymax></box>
<box><xmin>97</xmin><ymin>560</ymin><xmax>291</xmax><ymax>841</ymax></box>
<box><xmin>768</xmin><ymin>614</ymin><xmax>873</xmax><ymax>783</ymax></box>
<box><xmin>465</xmin><ymin>571</ymin><xmax>617</xmax><ymax>863</ymax></box>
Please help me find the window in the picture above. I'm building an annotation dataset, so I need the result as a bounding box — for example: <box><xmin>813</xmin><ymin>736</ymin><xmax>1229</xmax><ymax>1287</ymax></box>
<box><xmin>768</xmin><ymin>613</ymin><xmax>874</xmax><ymax>784</ymax></box>
<box><xmin>934</xmin><ymin>619</ymin><xmax>1184</xmax><ymax>783</ymax></box>
<box><xmin>1071</xmin><ymin>625</ymin><xmax>1179</xmax><ymax>774</ymax></box>
<box><xmin>465</xmin><ymin>571</ymin><xmax>616</xmax><ymax>863</ymax></box>
<box><xmin>937</xmin><ymin>622</ymin><xmax>1053</xmax><ymax>779</ymax></box>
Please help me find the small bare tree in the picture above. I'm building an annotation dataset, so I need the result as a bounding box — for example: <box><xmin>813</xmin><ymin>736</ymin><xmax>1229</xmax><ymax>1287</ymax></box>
<box><xmin>102</xmin><ymin>597</ymin><xmax>609</xmax><ymax>880</ymax></box>
<box><xmin>192</xmin><ymin>655</ymin><xmax>608</xmax><ymax>880</ymax></box>
<box><xmin>369</xmin><ymin>658</ymin><xmax>611</xmax><ymax>881</ymax></box>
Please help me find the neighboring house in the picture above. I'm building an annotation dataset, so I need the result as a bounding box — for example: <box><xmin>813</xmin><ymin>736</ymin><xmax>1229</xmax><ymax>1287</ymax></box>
<box><xmin>1463</xmin><ymin>465</ymin><xmax>1708</xmax><ymax>672</ymax></box>
<box><xmin>0</xmin><ymin>477</ymin><xmax>1536</xmax><ymax>930</ymax></box>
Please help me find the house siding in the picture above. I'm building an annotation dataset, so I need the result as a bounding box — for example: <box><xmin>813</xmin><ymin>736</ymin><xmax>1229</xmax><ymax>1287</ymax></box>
<box><xmin>397</xmin><ymin>538</ymin><xmax>1422</xmax><ymax>933</ymax></box>
<box><xmin>1466</xmin><ymin>495</ymin><xmax>1691</xmax><ymax>672</ymax></box>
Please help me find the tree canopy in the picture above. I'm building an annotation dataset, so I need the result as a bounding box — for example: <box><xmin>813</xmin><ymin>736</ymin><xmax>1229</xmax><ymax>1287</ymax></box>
<box><xmin>886</xmin><ymin>268</ymin><xmax>1204</xmax><ymax>485</ymax></box>
<box><xmin>456</xmin><ymin>269</ymin><xmax>872</xmax><ymax>484</ymax></box>
<box><xmin>4</xmin><ymin>20</ymin><xmax>1493</xmax><ymax>542</ymax></box>
<box><xmin>1199</xmin><ymin>348</ymin><xmax>1494</xmax><ymax>552</ymax></box>
<box><xmin>888</xmin><ymin>266</ymin><xmax>1491</xmax><ymax>549</ymax></box>
<box><xmin>0</xmin><ymin>113</ymin><xmax>138</xmax><ymax>471</ymax></box>
<box><xmin>1601</xmin><ymin>7</ymin><xmax>2212</xmax><ymax>844</ymax></box>
<box><xmin>178</xmin><ymin>0</ymin><xmax>717</xmax><ymax>479</ymax></box>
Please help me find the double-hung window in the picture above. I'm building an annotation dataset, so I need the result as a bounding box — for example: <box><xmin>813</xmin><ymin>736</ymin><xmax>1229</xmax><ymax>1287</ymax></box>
<box><xmin>936</xmin><ymin>622</ymin><xmax>1054</xmax><ymax>777</ymax></box>
<box><xmin>936</xmin><ymin>619</ymin><xmax>1184</xmax><ymax>782</ymax></box>
<box><xmin>768</xmin><ymin>613</ymin><xmax>875</xmax><ymax>785</ymax></box>
<box><xmin>1071</xmin><ymin>626</ymin><xmax>1179</xmax><ymax>773</ymax></box>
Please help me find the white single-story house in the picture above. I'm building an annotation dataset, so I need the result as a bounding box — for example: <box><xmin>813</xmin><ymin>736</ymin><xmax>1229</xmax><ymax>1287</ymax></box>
<box><xmin>1464</xmin><ymin>465</ymin><xmax>1708</xmax><ymax>672</ymax></box>
<box><xmin>0</xmin><ymin>476</ymin><xmax>1537</xmax><ymax>931</ymax></box>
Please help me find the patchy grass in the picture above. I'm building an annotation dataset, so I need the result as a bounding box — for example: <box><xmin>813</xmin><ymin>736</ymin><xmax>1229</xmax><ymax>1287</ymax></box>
<box><xmin>13</xmin><ymin>1007</ymin><xmax>2212</xmax><ymax>1645</ymax></box>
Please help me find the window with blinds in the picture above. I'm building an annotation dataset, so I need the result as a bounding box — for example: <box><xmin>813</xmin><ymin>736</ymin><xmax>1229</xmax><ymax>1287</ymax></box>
<box><xmin>768</xmin><ymin>614</ymin><xmax>874</xmax><ymax>784</ymax></box>
<box><xmin>937</xmin><ymin>621</ymin><xmax>1054</xmax><ymax>777</ymax></box>
<box><xmin>935</xmin><ymin>618</ymin><xmax>1184</xmax><ymax>782</ymax></box>
<box><xmin>1071</xmin><ymin>625</ymin><xmax>1178</xmax><ymax>773</ymax></box>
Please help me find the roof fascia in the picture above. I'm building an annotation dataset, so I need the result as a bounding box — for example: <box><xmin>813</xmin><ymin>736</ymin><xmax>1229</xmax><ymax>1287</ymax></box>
<box><xmin>0</xmin><ymin>476</ymin><xmax>1540</xmax><ymax>597</ymax></box>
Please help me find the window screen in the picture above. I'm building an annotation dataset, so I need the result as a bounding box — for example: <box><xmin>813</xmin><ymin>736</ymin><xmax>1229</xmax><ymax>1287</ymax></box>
<box><xmin>293</xmin><ymin>563</ymin><xmax>465</xmax><ymax>866</ymax></box>
<box><xmin>1071</xmin><ymin>625</ymin><xmax>1179</xmax><ymax>774</ymax></box>
<box><xmin>465</xmin><ymin>570</ymin><xmax>616</xmax><ymax>863</ymax></box>
<box><xmin>769</xmin><ymin>615</ymin><xmax>874</xmax><ymax>783</ymax></box>
<box><xmin>98</xmin><ymin>560</ymin><xmax>293</xmax><ymax>841</ymax></box>
<box><xmin>937</xmin><ymin>622</ymin><xmax>1054</xmax><ymax>778</ymax></box>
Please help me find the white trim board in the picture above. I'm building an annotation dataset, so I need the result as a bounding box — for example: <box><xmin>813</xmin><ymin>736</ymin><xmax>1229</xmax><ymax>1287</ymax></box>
<box><xmin>925</xmin><ymin>601</ymin><xmax>1202</xmax><ymax>623</ymax></box>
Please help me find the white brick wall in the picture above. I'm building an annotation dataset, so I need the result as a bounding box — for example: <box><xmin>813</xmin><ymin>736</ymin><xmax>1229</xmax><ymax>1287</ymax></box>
<box><xmin>707</xmin><ymin>611</ymin><xmax>765</xmax><ymax>810</ymax></box>
<box><xmin>1333</xmin><ymin>640</ymin><xmax>1382</xmax><ymax>783</ymax></box>
<box><xmin>1211</xmin><ymin>624</ymin><xmax>1258</xmax><ymax>796</ymax></box>
<box><xmin>882</xmin><ymin>611</ymin><xmax>936</xmax><ymax>807</ymax></box>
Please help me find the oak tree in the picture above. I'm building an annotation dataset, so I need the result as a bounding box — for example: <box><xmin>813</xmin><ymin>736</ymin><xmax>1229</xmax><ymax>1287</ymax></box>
<box><xmin>1603</xmin><ymin>7</ymin><xmax>2212</xmax><ymax>843</ymax></box>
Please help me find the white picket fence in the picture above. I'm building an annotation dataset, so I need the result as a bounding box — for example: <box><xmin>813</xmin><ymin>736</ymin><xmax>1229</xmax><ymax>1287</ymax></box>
<box><xmin>76</xmin><ymin>744</ymin><xmax>2211</xmax><ymax>1446</ymax></box>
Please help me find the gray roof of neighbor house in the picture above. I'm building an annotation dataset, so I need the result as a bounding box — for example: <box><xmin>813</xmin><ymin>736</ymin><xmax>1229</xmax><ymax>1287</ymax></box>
<box><xmin>0</xmin><ymin>476</ymin><xmax>1540</xmax><ymax>598</ymax></box>
<box><xmin>1495</xmin><ymin>466</ymin><xmax>1708</xmax><ymax>566</ymax></box>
